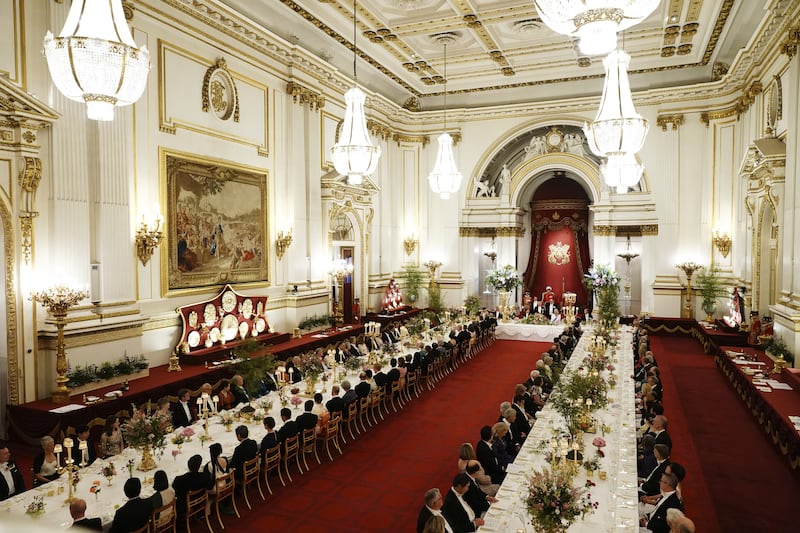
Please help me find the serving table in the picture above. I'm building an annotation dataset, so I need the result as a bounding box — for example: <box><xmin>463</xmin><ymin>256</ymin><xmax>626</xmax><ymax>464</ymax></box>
<box><xmin>481</xmin><ymin>326</ymin><xmax>640</xmax><ymax>532</ymax></box>
<box><xmin>494</xmin><ymin>323</ymin><xmax>564</xmax><ymax>343</ymax></box>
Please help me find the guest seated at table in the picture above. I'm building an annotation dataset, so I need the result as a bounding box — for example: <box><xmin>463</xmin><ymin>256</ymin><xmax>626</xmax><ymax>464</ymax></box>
<box><xmin>100</xmin><ymin>415</ymin><xmax>124</xmax><ymax>458</ymax></box>
<box><xmin>148</xmin><ymin>469</ymin><xmax>175</xmax><ymax>526</ymax></box>
<box><xmin>667</xmin><ymin>508</ymin><xmax>695</xmax><ymax>533</ymax></box>
<box><xmin>326</xmin><ymin>385</ymin><xmax>345</xmax><ymax>418</ymax></box>
<box><xmin>285</xmin><ymin>361</ymin><xmax>303</xmax><ymax>384</ymax></box>
<box><xmin>231</xmin><ymin>374</ymin><xmax>250</xmax><ymax>407</ymax></box>
<box><xmin>511</xmin><ymin>392</ymin><xmax>532</xmax><ymax>434</ymax></box>
<box><xmin>199</xmin><ymin>383</ymin><xmax>218</xmax><ymax>414</ymax></box>
<box><xmin>339</xmin><ymin>381</ymin><xmax>358</xmax><ymax>407</ymax></box>
<box><xmin>416</xmin><ymin>488</ymin><xmax>454</xmax><ymax>533</ymax></box>
<box><xmin>463</xmin><ymin>461</ymin><xmax>496</xmax><ymax>516</ymax></box>
<box><xmin>637</xmin><ymin>435</ymin><xmax>656</xmax><ymax>478</ymax></box>
<box><xmin>70</xmin><ymin>498</ymin><xmax>102</xmax><ymax>531</ymax></box>
<box><xmin>173</xmin><ymin>454</ymin><xmax>212</xmax><ymax>522</ymax></box>
<box><xmin>204</xmin><ymin>442</ymin><xmax>229</xmax><ymax>514</ymax></box>
<box><xmin>465</xmin><ymin>459</ymin><xmax>499</xmax><ymax>497</ymax></box>
<box><xmin>110</xmin><ymin>477</ymin><xmax>152</xmax><ymax>533</ymax></box>
<box><xmin>442</xmin><ymin>473</ymin><xmax>485</xmax><ymax>532</ymax></box>
<box><xmin>228</xmin><ymin>425</ymin><xmax>258</xmax><ymax>482</ymax></box>
<box><xmin>646</xmin><ymin>415</ymin><xmax>672</xmax><ymax>451</ymax></box>
<box><xmin>355</xmin><ymin>372</ymin><xmax>371</xmax><ymax>398</ymax></box>
<box><xmin>501</xmin><ymin>407</ymin><xmax>525</xmax><ymax>448</ymax></box>
<box><xmin>172</xmin><ymin>388</ymin><xmax>198</xmax><ymax>429</ymax></box>
<box><xmin>639</xmin><ymin>444</ymin><xmax>671</xmax><ymax>496</ymax></box>
<box><xmin>155</xmin><ymin>396</ymin><xmax>172</xmax><ymax>422</ymax></box>
<box><xmin>0</xmin><ymin>442</ymin><xmax>25</xmax><ymax>501</ymax></box>
<box><xmin>217</xmin><ymin>379</ymin><xmax>234</xmax><ymax>410</ymax></box>
<box><xmin>640</xmin><ymin>473</ymin><xmax>683</xmax><ymax>533</ymax></box>
<box><xmin>490</xmin><ymin>422</ymin><xmax>516</xmax><ymax>468</ymax></box>
<box><xmin>476</xmin><ymin>426</ymin><xmax>505</xmax><ymax>485</ymax></box>
<box><xmin>277</xmin><ymin>408</ymin><xmax>299</xmax><ymax>445</ymax></box>
<box><xmin>74</xmin><ymin>424</ymin><xmax>97</xmax><ymax>467</ymax></box>
<box><xmin>296</xmin><ymin>400</ymin><xmax>319</xmax><ymax>438</ymax></box>
<box><xmin>32</xmin><ymin>435</ymin><xmax>61</xmax><ymax>487</ymax></box>
<box><xmin>259</xmin><ymin>417</ymin><xmax>278</xmax><ymax>453</ymax></box>
<box><xmin>373</xmin><ymin>363</ymin><xmax>387</xmax><ymax>389</ymax></box>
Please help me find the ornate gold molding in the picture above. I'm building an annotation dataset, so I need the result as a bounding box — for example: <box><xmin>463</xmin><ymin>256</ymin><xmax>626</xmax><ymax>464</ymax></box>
<box><xmin>592</xmin><ymin>225</ymin><xmax>617</xmax><ymax>236</ymax></box>
<box><xmin>656</xmin><ymin>114</ymin><xmax>685</xmax><ymax>131</ymax></box>
<box><xmin>459</xmin><ymin>226</ymin><xmax>524</xmax><ymax>238</ymax></box>
<box><xmin>640</xmin><ymin>225</ymin><xmax>659</xmax><ymax>236</ymax></box>
<box><xmin>700</xmin><ymin>81</ymin><xmax>762</xmax><ymax>126</ymax></box>
<box><xmin>781</xmin><ymin>24</ymin><xmax>800</xmax><ymax>58</ymax></box>
<box><xmin>201</xmin><ymin>58</ymin><xmax>240</xmax><ymax>122</ymax></box>
<box><xmin>1</xmin><ymin>193</ymin><xmax>19</xmax><ymax>404</ymax></box>
<box><xmin>286</xmin><ymin>81</ymin><xmax>325</xmax><ymax>111</ymax></box>
<box><xmin>18</xmin><ymin>156</ymin><xmax>42</xmax><ymax>264</ymax></box>
<box><xmin>392</xmin><ymin>133</ymin><xmax>430</xmax><ymax>147</ymax></box>
<box><xmin>366</xmin><ymin>120</ymin><xmax>392</xmax><ymax>141</ymax></box>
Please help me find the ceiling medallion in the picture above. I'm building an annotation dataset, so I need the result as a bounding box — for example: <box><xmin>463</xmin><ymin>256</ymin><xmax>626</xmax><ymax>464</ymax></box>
<box><xmin>513</xmin><ymin>18</ymin><xmax>543</xmax><ymax>34</ymax></box>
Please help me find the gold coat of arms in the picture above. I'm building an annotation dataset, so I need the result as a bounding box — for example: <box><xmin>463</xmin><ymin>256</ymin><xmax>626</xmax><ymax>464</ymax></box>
<box><xmin>548</xmin><ymin>241</ymin><xmax>571</xmax><ymax>265</ymax></box>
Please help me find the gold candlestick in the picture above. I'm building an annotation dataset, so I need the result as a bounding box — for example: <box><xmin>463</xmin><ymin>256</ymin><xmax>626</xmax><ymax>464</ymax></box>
<box><xmin>676</xmin><ymin>262</ymin><xmax>703</xmax><ymax>319</ymax></box>
<box><xmin>30</xmin><ymin>285</ymin><xmax>88</xmax><ymax>403</ymax></box>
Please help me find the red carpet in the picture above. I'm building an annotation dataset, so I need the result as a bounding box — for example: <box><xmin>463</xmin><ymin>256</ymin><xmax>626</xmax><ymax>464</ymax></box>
<box><xmin>650</xmin><ymin>336</ymin><xmax>800</xmax><ymax>533</ymax></box>
<box><xmin>232</xmin><ymin>339</ymin><xmax>548</xmax><ymax>532</ymax></box>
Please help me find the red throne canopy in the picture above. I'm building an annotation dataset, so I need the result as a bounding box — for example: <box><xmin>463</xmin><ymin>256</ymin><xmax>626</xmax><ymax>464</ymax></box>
<box><xmin>523</xmin><ymin>175</ymin><xmax>591</xmax><ymax>308</ymax></box>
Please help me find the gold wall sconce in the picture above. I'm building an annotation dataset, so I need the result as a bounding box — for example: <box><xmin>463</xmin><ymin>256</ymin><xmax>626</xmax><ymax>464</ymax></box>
<box><xmin>135</xmin><ymin>209</ymin><xmax>164</xmax><ymax>266</ymax></box>
<box><xmin>403</xmin><ymin>235</ymin><xmax>418</xmax><ymax>256</ymax></box>
<box><xmin>423</xmin><ymin>259</ymin><xmax>442</xmax><ymax>279</ymax></box>
<box><xmin>276</xmin><ymin>229</ymin><xmax>293</xmax><ymax>260</ymax></box>
<box><xmin>712</xmin><ymin>230</ymin><xmax>732</xmax><ymax>258</ymax></box>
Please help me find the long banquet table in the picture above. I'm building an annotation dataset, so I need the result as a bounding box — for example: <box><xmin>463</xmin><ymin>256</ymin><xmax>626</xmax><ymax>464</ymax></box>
<box><xmin>494</xmin><ymin>323</ymin><xmax>564</xmax><ymax>343</ymax></box>
<box><xmin>481</xmin><ymin>326</ymin><xmax>640</xmax><ymax>532</ymax></box>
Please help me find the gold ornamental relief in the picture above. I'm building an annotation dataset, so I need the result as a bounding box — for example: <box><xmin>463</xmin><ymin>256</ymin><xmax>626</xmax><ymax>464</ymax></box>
<box><xmin>548</xmin><ymin>241</ymin><xmax>571</xmax><ymax>266</ymax></box>
<box><xmin>201</xmin><ymin>58</ymin><xmax>240</xmax><ymax>122</ymax></box>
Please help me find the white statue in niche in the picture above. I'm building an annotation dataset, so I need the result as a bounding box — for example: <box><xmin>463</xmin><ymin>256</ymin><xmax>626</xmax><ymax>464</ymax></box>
<box><xmin>498</xmin><ymin>164</ymin><xmax>511</xmax><ymax>195</ymax></box>
<box><xmin>475</xmin><ymin>178</ymin><xmax>495</xmax><ymax>197</ymax></box>
<box><xmin>524</xmin><ymin>135</ymin><xmax>547</xmax><ymax>158</ymax></box>
<box><xmin>563</xmin><ymin>133</ymin><xmax>586</xmax><ymax>157</ymax></box>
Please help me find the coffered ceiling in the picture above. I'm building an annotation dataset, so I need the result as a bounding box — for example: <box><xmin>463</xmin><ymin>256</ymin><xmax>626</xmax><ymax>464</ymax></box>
<box><xmin>217</xmin><ymin>0</ymin><xmax>766</xmax><ymax>109</ymax></box>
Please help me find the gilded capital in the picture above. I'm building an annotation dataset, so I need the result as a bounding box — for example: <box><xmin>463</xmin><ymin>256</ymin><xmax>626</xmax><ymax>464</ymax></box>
<box><xmin>656</xmin><ymin>114</ymin><xmax>685</xmax><ymax>131</ymax></box>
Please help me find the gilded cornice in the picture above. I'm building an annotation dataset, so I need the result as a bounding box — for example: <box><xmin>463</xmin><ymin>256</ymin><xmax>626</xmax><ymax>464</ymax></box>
<box><xmin>656</xmin><ymin>114</ymin><xmax>685</xmax><ymax>131</ymax></box>
<box><xmin>366</xmin><ymin>120</ymin><xmax>392</xmax><ymax>141</ymax></box>
<box><xmin>592</xmin><ymin>225</ymin><xmax>617</xmax><ymax>236</ymax></box>
<box><xmin>781</xmin><ymin>23</ymin><xmax>800</xmax><ymax>58</ymax></box>
<box><xmin>459</xmin><ymin>226</ymin><xmax>524</xmax><ymax>238</ymax></box>
<box><xmin>640</xmin><ymin>225</ymin><xmax>659</xmax><ymax>236</ymax></box>
<box><xmin>699</xmin><ymin>81</ymin><xmax>762</xmax><ymax>126</ymax></box>
<box><xmin>286</xmin><ymin>81</ymin><xmax>325</xmax><ymax>111</ymax></box>
<box><xmin>392</xmin><ymin>133</ymin><xmax>430</xmax><ymax>147</ymax></box>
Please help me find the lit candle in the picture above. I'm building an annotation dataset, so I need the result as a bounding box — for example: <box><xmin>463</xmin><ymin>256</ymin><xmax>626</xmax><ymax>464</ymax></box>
<box><xmin>54</xmin><ymin>444</ymin><xmax>62</xmax><ymax>454</ymax></box>
<box><xmin>586</xmin><ymin>398</ymin><xmax>593</xmax><ymax>407</ymax></box>
<box><xmin>63</xmin><ymin>438</ymin><xmax>73</xmax><ymax>449</ymax></box>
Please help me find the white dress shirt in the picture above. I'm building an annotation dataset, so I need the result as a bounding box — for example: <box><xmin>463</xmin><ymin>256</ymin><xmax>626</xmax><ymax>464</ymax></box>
<box><xmin>0</xmin><ymin>462</ymin><xmax>17</xmax><ymax>496</ymax></box>
<box><xmin>454</xmin><ymin>490</ymin><xmax>476</xmax><ymax>522</ymax></box>
<box><xmin>425</xmin><ymin>507</ymin><xmax>454</xmax><ymax>533</ymax></box>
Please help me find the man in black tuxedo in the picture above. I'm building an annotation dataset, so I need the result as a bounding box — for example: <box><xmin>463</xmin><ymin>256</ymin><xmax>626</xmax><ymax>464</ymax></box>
<box><xmin>372</xmin><ymin>364</ymin><xmax>387</xmax><ymax>389</ymax></box>
<box><xmin>0</xmin><ymin>442</ymin><xmax>25</xmax><ymax>501</ymax></box>
<box><xmin>326</xmin><ymin>385</ymin><xmax>345</xmax><ymax>418</ymax></box>
<box><xmin>442</xmin><ymin>473</ymin><xmax>485</xmax><ymax>533</ymax></box>
<box><xmin>110</xmin><ymin>478</ymin><xmax>152</xmax><ymax>533</ymax></box>
<box><xmin>173</xmin><ymin>454</ymin><xmax>212</xmax><ymax>522</ymax></box>
<box><xmin>639</xmin><ymin>444</ymin><xmax>671</xmax><ymax>496</ymax></box>
<box><xmin>340</xmin><ymin>381</ymin><xmax>358</xmax><ymax>406</ymax></box>
<box><xmin>171</xmin><ymin>388</ymin><xmax>198</xmax><ymax>428</ymax></box>
<box><xmin>385</xmin><ymin>359</ymin><xmax>401</xmax><ymax>390</ymax></box>
<box><xmin>231</xmin><ymin>374</ymin><xmax>250</xmax><ymax>407</ymax></box>
<box><xmin>455</xmin><ymin>325</ymin><xmax>471</xmax><ymax>346</ymax></box>
<box><xmin>464</xmin><ymin>462</ymin><xmax>496</xmax><ymax>515</ymax></box>
<box><xmin>296</xmin><ymin>400</ymin><xmax>319</xmax><ymax>434</ymax></box>
<box><xmin>75</xmin><ymin>425</ymin><xmax>97</xmax><ymax>467</ymax></box>
<box><xmin>259</xmin><ymin>417</ymin><xmax>279</xmax><ymax>454</ymax></box>
<box><xmin>647</xmin><ymin>416</ymin><xmax>673</xmax><ymax>451</ymax></box>
<box><xmin>475</xmin><ymin>426</ymin><xmax>505</xmax><ymax>485</ymax></box>
<box><xmin>277</xmin><ymin>408</ymin><xmax>299</xmax><ymax>446</ymax></box>
<box><xmin>416</xmin><ymin>488</ymin><xmax>454</xmax><ymax>533</ymax></box>
<box><xmin>69</xmin><ymin>498</ymin><xmax>102</xmax><ymax>531</ymax></box>
<box><xmin>643</xmin><ymin>473</ymin><xmax>683</xmax><ymax>533</ymax></box>
<box><xmin>228</xmin><ymin>425</ymin><xmax>258</xmax><ymax>482</ymax></box>
<box><xmin>355</xmin><ymin>373</ymin><xmax>372</xmax><ymax>399</ymax></box>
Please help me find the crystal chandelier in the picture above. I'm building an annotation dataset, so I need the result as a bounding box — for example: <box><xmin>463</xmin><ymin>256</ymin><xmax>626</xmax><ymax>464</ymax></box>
<box><xmin>330</xmin><ymin>0</ymin><xmax>381</xmax><ymax>186</ymax></box>
<box><xmin>534</xmin><ymin>0</ymin><xmax>660</xmax><ymax>55</ymax></box>
<box><xmin>583</xmin><ymin>49</ymin><xmax>648</xmax><ymax>192</ymax></box>
<box><xmin>43</xmin><ymin>0</ymin><xmax>150</xmax><ymax>121</ymax></box>
<box><xmin>428</xmin><ymin>42</ymin><xmax>462</xmax><ymax>200</ymax></box>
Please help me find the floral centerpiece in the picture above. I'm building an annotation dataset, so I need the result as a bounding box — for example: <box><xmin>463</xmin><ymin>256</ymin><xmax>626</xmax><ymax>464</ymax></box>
<box><xmin>120</xmin><ymin>409</ymin><xmax>171</xmax><ymax>471</ymax></box>
<box><xmin>220</xmin><ymin>412</ymin><xmax>235</xmax><ymax>431</ymax></box>
<box><xmin>125</xmin><ymin>458</ymin><xmax>135</xmax><ymax>478</ymax></box>
<box><xmin>101</xmin><ymin>463</ymin><xmax>116</xmax><ymax>485</ymax></box>
<box><xmin>171</xmin><ymin>433</ymin><xmax>185</xmax><ymax>448</ymax></box>
<box><xmin>486</xmin><ymin>264</ymin><xmax>522</xmax><ymax>292</ymax></box>
<box><xmin>297</xmin><ymin>351</ymin><xmax>326</xmax><ymax>394</ymax></box>
<box><xmin>180</xmin><ymin>427</ymin><xmax>195</xmax><ymax>441</ymax></box>
<box><xmin>26</xmin><ymin>496</ymin><xmax>45</xmax><ymax>516</ymax></box>
<box><xmin>290</xmin><ymin>396</ymin><xmax>303</xmax><ymax>409</ymax></box>
<box><xmin>90</xmin><ymin>480</ymin><xmax>102</xmax><ymax>499</ymax></box>
<box><xmin>526</xmin><ymin>467</ymin><xmax>598</xmax><ymax>533</ymax></box>
<box><xmin>584</xmin><ymin>264</ymin><xmax>620</xmax><ymax>330</ymax></box>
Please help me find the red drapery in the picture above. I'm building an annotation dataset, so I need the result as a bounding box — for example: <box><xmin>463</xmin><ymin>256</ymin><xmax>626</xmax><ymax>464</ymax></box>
<box><xmin>523</xmin><ymin>178</ymin><xmax>591</xmax><ymax>308</ymax></box>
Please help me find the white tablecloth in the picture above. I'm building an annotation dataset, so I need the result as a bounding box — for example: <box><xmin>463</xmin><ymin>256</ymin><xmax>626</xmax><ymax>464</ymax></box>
<box><xmin>481</xmin><ymin>326</ymin><xmax>640</xmax><ymax>532</ymax></box>
<box><xmin>495</xmin><ymin>323</ymin><xmax>564</xmax><ymax>343</ymax></box>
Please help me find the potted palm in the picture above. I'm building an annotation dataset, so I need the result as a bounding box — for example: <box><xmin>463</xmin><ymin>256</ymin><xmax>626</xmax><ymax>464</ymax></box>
<box><xmin>401</xmin><ymin>264</ymin><xmax>424</xmax><ymax>306</ymax></box>
<box><xmin>696</xmin><ymin>265</ymin><xmax>728</xmax><ymax>321</ymax></box>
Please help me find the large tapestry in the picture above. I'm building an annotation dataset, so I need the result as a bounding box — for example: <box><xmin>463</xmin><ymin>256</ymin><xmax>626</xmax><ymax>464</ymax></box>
<box><xmin>163</xmin><ymin>150</ymin><xmax>269</xmax><ymax>293</ymax></box>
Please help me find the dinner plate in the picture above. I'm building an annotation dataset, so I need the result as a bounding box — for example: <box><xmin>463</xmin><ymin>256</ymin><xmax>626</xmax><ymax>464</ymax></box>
<box><xmin>221</xmin><ymin>314</ymin><xmax>239</xmax><ymax>341</ymax></box>
<box><xmin>209</xmin><ymin>327</ymin><xmax>221</xmax><ymax>343</ymax></box>
<box><xmin>187</xmin><ymin>330</ymin><xmax>200</xmax><ymax>348</ymax></box>
<box><xmin>255</xmin><ymin>317</ymin><xmax>266</xmax><ymax>333</ymax></box>
<box><xmin>238</xmin><ymin>321</ymin><xmax>249</xmax><ymax>339</ymax></box>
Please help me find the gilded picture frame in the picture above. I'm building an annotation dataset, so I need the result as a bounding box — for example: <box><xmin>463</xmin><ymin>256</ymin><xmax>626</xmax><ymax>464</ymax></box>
<box><xmin>161</xmin><ymin>149</ymin><xmax>269</xmax><ymax>295</ymax></box>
